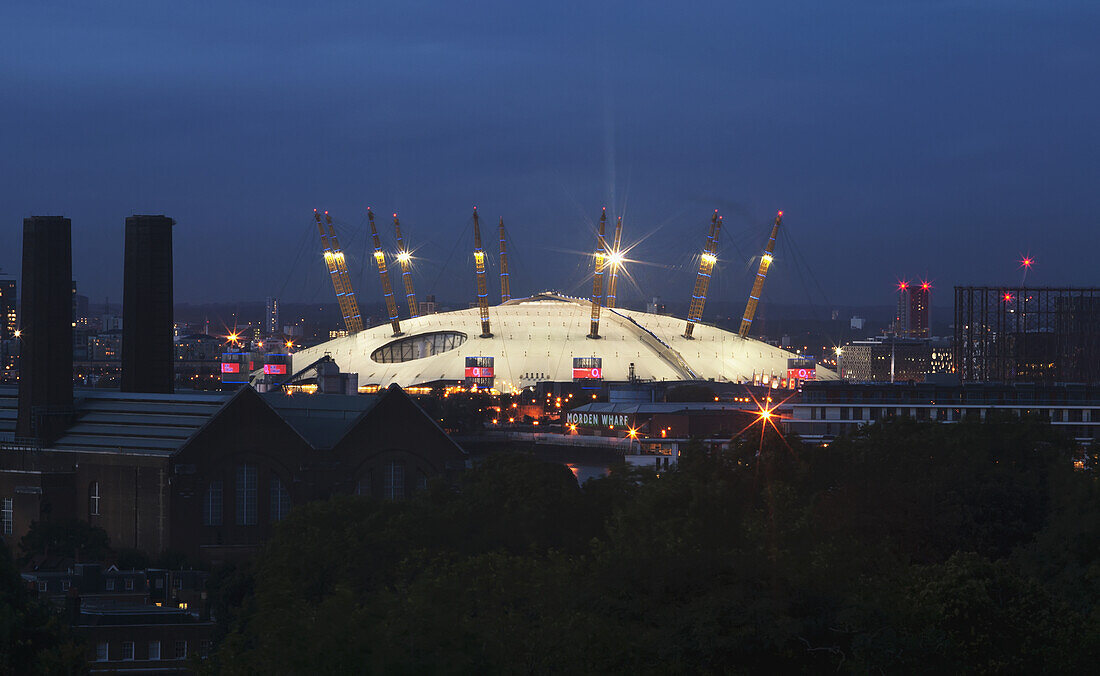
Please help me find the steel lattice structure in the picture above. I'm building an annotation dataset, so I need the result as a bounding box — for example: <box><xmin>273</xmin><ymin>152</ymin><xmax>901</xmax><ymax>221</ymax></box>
<box><xmin>954</xmin><ymin>286</ymin><xmax>1100</xmax><ymax>384</ymax></box>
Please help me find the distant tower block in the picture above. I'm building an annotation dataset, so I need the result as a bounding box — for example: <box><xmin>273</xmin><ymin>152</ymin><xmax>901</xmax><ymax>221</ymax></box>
<box><xmin>909</xmin><ymin>282</ymin><xmax>931</xmax><ymax>338</ymax></box>
<box><xmin>266</xmin><ymin>296</ymin><xmax>280</xmax><ymax>337</ymax></box>
<box><xmin>122</xmin><ymin>215</ymin><xmax>175</xmax><ymax>394</ymax></box>
<box><xmin>17</xmin><ymin>216</ymin><xmax>74</xmax><ymax>440</ymax></box>
<box><xmin>894</xmin><ymin>281</ymin><xmax>910</xmax><ymax>335</ymax></box>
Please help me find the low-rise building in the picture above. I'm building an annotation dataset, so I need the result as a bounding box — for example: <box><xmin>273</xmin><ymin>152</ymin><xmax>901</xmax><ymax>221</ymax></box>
<box><xmin>785</xmin><ymin>380</ymin><xmax>1100</xmax><ymax>446</ymax></box>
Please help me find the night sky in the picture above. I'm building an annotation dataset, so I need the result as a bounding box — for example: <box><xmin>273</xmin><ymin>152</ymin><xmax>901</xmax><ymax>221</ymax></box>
<box><xmin>2</xmin><ymin>1</ymin><xmax>1097</xmax><ymax>310</ymax></box>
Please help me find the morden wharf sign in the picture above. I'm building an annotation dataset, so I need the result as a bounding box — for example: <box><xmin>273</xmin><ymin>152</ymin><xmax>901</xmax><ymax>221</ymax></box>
<box><xmin>566</xmin><ymin>411</ymin><xmax>631</xmax><ymax>428</ymax></box>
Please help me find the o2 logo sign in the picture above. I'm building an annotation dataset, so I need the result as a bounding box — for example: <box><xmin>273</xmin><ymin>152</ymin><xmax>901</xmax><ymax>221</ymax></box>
<box><xmin>572</xmin><ymin>357</ymin><xmax>603</xmax><ymax>380</ymax></box>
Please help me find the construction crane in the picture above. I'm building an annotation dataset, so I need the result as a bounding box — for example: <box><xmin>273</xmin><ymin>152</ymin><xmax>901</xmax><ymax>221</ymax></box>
<box><xmin>472</xmin><ymin>207</ymin><xmax>492</xmax><ymax>337</ymax></box>
<box><xmin>588</xmin><ymin>208</ymin><xmax>608</xmax><ymax>339</ymax></box>
<box><xmin>392</xmin><ymin>213</ymin><xmax>418</xmax><ymax>319</ymax></box>
<box><xmin>498</xmin><ymin>217</ymin><xmax>511</xmax><ymax>303</ymax></box>
<box><xmin>684</xmin><ymin>211</ymin><xmax>721</xmax><ymax>338</ymax></box>
<box><xmin>367</xmin><ymin>208</ymin><xmax>402</xmax><ymax>336</ymax></box>
<box><xmin>605</xmin><ymin>216</ymin><xmax>624</xmax><ymax>308</ymax></box>
<box><xmin>739</xmin><ymin>210</ymin><xmax>783</xmax><ymax>338</ymax></box>
<box><xmin>313</xmin><ymin>210</ymin><xmax>363</xmax><ymax>334</ymax></box>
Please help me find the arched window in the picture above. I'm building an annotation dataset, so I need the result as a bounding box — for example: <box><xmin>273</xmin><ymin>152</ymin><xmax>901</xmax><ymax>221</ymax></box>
<box><xmin>383</xmin><ymin>462</ymin><xmax>405</xmax><ymax>501</ymax></box>
<box><xmin>236</xmin><ymin>465</ymin><xmax>257</xmax><ymax>526</ymax></box>
<box><xmin>89</xmin><ymin>482</ymin><xmax>100</xmax><ymax>516</ymax></box>
<box><xmin>270</xmin><ymin>477</ymin><xmax>290</xmax><ymax>522</ymax></box>
<box><xmin>202</xmin><ymin>481</ymin><xmax>222</xmax><ymax>526</ymax></box>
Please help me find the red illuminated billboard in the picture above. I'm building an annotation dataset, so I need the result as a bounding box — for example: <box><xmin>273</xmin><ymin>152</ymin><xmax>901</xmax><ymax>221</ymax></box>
<box><xmin>786</xmin><ymin>367</ymin><xmax>815</xmax><ymax>382</ymax></box>
<box><xmin>264</xmin><ymin>364</ymin><xmax>287</xmax><ymax>375</ymax></box>
<box><xmin>220</xmin><ymin>362</ymin><xmax>239</xmax><ymax>374</ymax></box>
<box><xmin>464</xmin><ymin>366</ymin><xmax>494</xmax><ymax>378</ymax></box>
<box><xmin>572</xmin><ymin>357</ymin><xmax>603</xmax><ymax>380</ymax></box>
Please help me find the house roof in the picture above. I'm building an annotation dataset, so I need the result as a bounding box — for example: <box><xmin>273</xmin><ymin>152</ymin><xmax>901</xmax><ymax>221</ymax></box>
<box><xmin>0</xmin><ymin>383</ymin><xmax>461</xmax><ymax>457</ymax></box>
<box><xmin>260</xmin><ymin>391</ymin><xmax>383</xmax><ymax>450</ymax></box>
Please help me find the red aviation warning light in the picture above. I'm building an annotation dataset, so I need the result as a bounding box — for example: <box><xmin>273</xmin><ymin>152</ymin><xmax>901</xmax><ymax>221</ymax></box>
<box><xmin>921</xmin><ymin>281</ymin><xmax>931</xmax><ymax>291</ymax></box>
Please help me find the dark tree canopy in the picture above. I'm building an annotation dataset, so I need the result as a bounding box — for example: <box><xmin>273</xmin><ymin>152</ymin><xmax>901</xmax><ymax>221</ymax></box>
<box><xmin>207</xmin><ymin>417</ymin><xmax>1100</xmax><ymax>673</ymax></box>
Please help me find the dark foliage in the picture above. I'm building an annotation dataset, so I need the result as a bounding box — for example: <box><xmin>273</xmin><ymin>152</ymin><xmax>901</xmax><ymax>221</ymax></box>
<box><xmin>18</xmin><ymin>519</ymin><xmax>111</xmax><ymax>565</ymax></box>
<box><xmin>0</xmin><ymin>539</ymin><xmax>87</xmax><ymax>675</ymax></box>
<box><xmin>209</xmin><ymin>418</ymin><xmax>1100</xmax><ymax>673</ymax></box>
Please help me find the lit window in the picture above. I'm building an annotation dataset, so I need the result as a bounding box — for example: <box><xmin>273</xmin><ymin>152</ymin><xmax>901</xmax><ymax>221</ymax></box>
<box><xmin>270</xmin><ymin>477</ymin><xmax>290</xmax><ymax>521</ymax></box>
<box><xmin>1</xmin><ymin>497</ymin><xmax>11</xmax><ymax>535</ymax></box>
<box><xmin>236</xmin><ymin>465</ymin><xmax>257</xmax><ymax>526</ymax></box>
<box><xmin>89</xmin><ymin>481</ymin><xmax>100</xmax><ymax>516</ymax></box>
<box><xmin>202</xmin><ymin>480</ymin><xmax>223</xmax><ymax>526</ymax></box>
<box><xmin>122</xmin><ymin>641</ymin><xmax>134</xmax><ymax>661</ymax></box>
<box><xmin>149</xmin><ymin>641</ymin><xmax>161</xmax><ymax>660</ymax></box>
<box><xmin>96</xmin><ymin>642</ymin><xmax>108</xmax><ymax>661</ymax></box>
<box><xmin>383</xmin><ymin>462</ymin><xmax>405</xmax><ymax>501</ymax></box>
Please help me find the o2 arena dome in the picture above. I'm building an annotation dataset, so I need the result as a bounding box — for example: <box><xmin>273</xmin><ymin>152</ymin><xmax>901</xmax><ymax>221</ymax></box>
<box><xmin>291</xmin><ymin>292</ymin><xmax>838</xmax><ymax>390</ymax></box>
<box><xmin>288</xmin><ymin>207</ymin><xmax>838</xmax><ymax>391</ymax></box>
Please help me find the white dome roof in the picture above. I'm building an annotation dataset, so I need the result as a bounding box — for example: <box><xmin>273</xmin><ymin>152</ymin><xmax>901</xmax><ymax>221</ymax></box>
<box><xmin>291</xmin><ymin>293</ymin><xmax>837</xmax><ymax>390</ymax></box>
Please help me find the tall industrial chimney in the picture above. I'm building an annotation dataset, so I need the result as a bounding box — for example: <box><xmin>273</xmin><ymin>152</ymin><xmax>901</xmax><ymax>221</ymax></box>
<box><xmin>121</xmin><ymin>215</ymin><xmax>175</xmax><ymax>393</ymax></box>
<box><xmin>17</xmin><ymin>216</ymin><xmax>74</xmax><ymax>441</ymax></box>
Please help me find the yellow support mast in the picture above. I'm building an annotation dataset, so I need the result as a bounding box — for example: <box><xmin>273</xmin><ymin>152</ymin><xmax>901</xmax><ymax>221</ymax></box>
<box><xmin>605</xmin><ymin>216</ymin><xmax>624</xmax><ymax>308</ymax></box>
<box><xmin>472</xmin><ymin>208</ymin><xmax>492</xmax><ymax>337</ymax></box>
<box><xmin>588</xmin><ymin>208</ymin><xmax>608</xmax><ymax>339</ymax></box>
<box><xmin>393</xmin><ymin>213</ymin><xmax>419</xmax><ymax>319</ymax></box>
<box><xmin>684</xmin><ymin>211</ymin><xmax>721</xmax><ymax>338</ymax></box>
<box><xmin>367</xmin><ymin>208</ymin><xmax>401</xmax><ymax>336</ymax></box>
<box><xmin>739</xmin><ymin>210</ymin><xmax>783</xmax><ymax>338</ymax></box>
<box><xmin>498</xmin><ymin>217</ymin><xmax>511</xmax><ymax>303</ymax></box>
<box><xmin>315</xmin><ymin>210</ymin><xmax>363</xmax><ymax>334</ymax></box>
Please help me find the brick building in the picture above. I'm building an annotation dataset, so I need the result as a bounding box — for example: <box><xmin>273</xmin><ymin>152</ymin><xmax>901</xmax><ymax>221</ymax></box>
<box><xmin>0</xmin><ymin>384</ymin><xmax>467</xmax><ymax>564</ymax></box>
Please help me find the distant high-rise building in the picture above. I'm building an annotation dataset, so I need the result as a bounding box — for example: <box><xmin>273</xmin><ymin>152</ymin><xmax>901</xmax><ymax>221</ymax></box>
<box><xmin>0</xmin><ymin>276</ymin><xmax>17</xmax><ymax>375</ymax></box>
<box><xmin>121</xmin><ymin>215</ymin><xmax>175</xmax><ymax>394</ymax></box>
<box><xmin>908</xmin><ymin>283</ymin><xmax>930</xmax><ymax>338</ymax></box>
<box><xmin>266</xmin><ymin>296</ymin><xmax>280</xmax><ymax>336</ymax></box>
<box><xmin>0</xmin><ymin>277</ymin><xmax>15</xmax><ymax>340</ymax></box>
<box><xmin>72</xmin><ymin>281</ymin><xmax>89</xmax><ymax>361</ymax></box>
<box><xmin>894</xmin><ymin>282</ymin><xmax>910</xmax><ymax>335</ymax></box>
